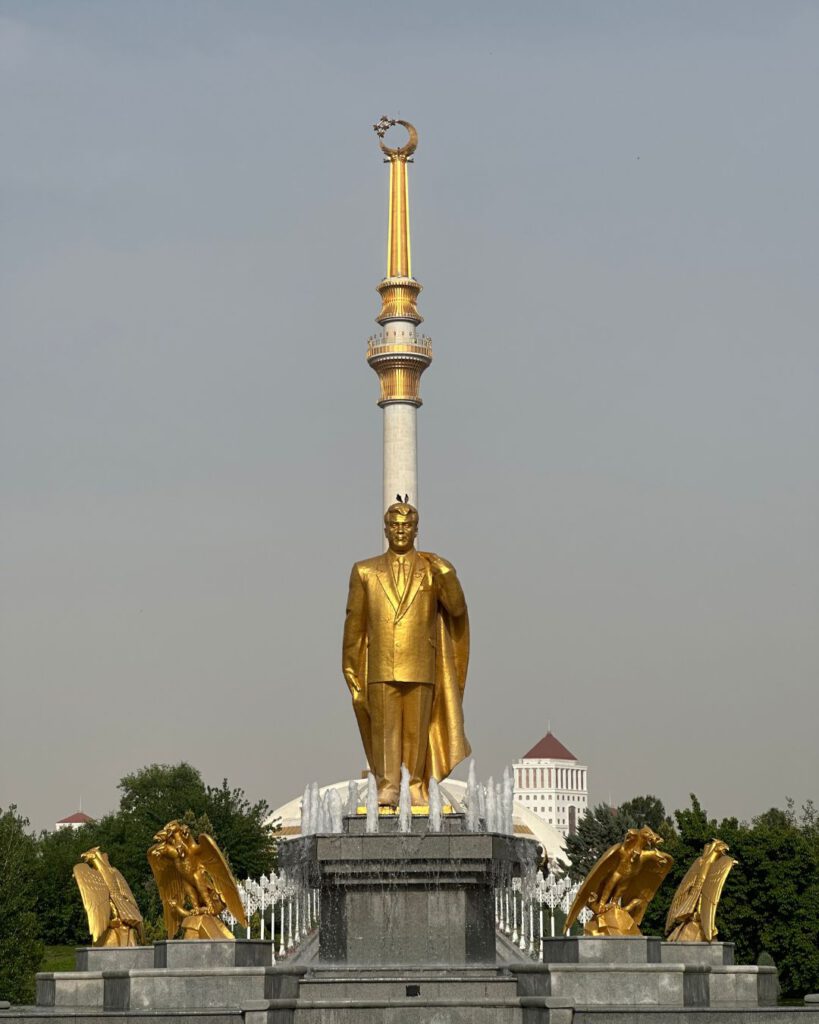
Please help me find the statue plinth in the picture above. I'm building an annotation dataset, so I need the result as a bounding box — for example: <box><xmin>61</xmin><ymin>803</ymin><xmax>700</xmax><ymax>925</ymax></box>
<box><xmin>280</xmin><ymin>816</ymin><xmax>538</xmax><ymax>967</ymax></box>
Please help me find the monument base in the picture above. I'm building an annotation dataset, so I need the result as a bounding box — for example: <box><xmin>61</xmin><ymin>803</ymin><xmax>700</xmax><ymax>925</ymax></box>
<box><xmin>6</xmin><ymin>932</ymin><xmax>819</xmax><ymax>1024</ymax></box>
<box><xmin>280</xmin><ymin>823</ymin><xmax>539</xmax><ymax>966</ymax></box>
<box><xmin>0</xmin><ymin>840</ymin><xmax>813</xmax><ymax>1024</ymax></box>
<box><xmin>661</xmin><ymin>942</ymin><xmax>736</xmax><ymax>966</ymax></box>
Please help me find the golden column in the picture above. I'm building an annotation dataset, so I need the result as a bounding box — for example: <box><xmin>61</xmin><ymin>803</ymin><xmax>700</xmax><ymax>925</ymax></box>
<box><xmin>367</xmin><ymin>117</ymin><xmax>432</xmax><ymax>515</ymax></box>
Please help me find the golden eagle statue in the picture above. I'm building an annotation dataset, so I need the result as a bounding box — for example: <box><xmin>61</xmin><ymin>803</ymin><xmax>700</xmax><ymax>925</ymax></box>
<box><xmin>666</xmin><ymin>839</ymin><xmax>736</xmax><ymax>942</ymax></box>
<box><xmin>73</xmin><ymin>847</ymin><xmax>144</xmax><ymax>947</ymax></box>
<box><xmin>148</xmin><ymin>821</ymin><xmax>247</xmax><ymax>940</ymax></box>
<box><xmin>564</xmin><ymin>826</ymin><xmax>674</xmax><ymax>936</ymax></box>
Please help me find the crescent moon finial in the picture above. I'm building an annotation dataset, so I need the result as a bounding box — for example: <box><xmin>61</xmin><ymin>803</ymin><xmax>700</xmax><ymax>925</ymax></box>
<box><xmin>372</xmin><ymin>115</ymin><xmax>418</xmax><ymax>159</ymax></box>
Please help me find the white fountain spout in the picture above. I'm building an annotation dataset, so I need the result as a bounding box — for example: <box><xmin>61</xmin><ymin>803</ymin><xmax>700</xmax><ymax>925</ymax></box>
<box><xmin>318</xmin><ymin>791</ymin><xmax>331</xmax><ymax>833</ymax></box>
<box><xmin>465</xmin><ymin>759</ymin><xmax>480</xmax><ymax>832</ymax></box>
<box><xmin>346</xmin><ymin>779</ymin><xmax>359</xmax><ymax>817</ymax></box>
<box><xmin>309</xmin><ymin>782</ymin><xmax>321</xmax><ymax>835</ymax></box>
<box><xmin>328</xmin><ymin>789</ymin><xmax>343</xmax><ymax>833</ymax></box>
<box><xmin>428</xmin><ymin>777</ymin><xmax>442</xmax><ymax>833</ymax></box>
<box><xmin>486</xmin><ymin>776</ymin><xmax>497</xmax><ymax>833</ymax></box>
<box><xmin>365</xmin><ymin>773</ymin><xmax>379</xmax><ymax>833</ymax></box>
<box><xmin>502</xmin><ymin>765</ymin><xmax>515</xmax><ymax>835</ymax></box>
<box><xmin>300</xmin><ymin>784</ymin><xmax>312</xmax><ymax>836</ymax></box>
<box><xmin>398</xmin><ymin>764</ymin><xmax>412</xmax><ymax>833</ymax></box>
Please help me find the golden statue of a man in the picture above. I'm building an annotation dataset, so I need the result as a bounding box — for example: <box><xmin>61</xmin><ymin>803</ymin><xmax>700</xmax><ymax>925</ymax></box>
<box><xmin>342</xmin><ymin>501</ymin><xmax>470</xmax><ymax>806</ymax></box>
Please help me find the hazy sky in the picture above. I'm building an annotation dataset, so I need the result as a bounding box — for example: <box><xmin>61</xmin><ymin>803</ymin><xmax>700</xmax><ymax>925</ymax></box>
<box><xmin>2</xmin><ymin>1</ymin><xmax>817</xmax><ymax>833</ymax></box>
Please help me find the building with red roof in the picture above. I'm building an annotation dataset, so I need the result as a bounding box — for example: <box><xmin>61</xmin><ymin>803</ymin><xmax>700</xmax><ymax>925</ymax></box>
<box><xmin>55</xmin><ymin>810</ymin><xmax>95</xmax><ymax>832</ymax></box>
<box><xmin>513</xmin><ymin>730</ymin><xmax>588</xmax><ymax>839</ymax></box>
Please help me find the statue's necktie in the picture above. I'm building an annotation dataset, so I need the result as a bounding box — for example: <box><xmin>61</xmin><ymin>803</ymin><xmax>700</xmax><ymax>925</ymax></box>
<box><xmin>395</xmin><ymin>557</ymin><xmax>406</xmax><ymax>597</ymax></box>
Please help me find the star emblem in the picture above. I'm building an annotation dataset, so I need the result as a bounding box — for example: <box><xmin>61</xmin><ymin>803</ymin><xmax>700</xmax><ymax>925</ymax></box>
<box><xmin>373</xmin><ymin>115</ymin><xmax>396</xmax><ymax>139</ymax></box>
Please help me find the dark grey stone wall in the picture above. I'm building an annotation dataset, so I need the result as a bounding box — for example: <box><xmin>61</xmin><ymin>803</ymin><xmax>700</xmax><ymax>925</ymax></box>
<box><xmin>281</xmin><ymin>830</ymin><xmax>538</xmax><ymax>967</ymax></box>
<box><xmin>153</xmin><ymin>940</ymin><xmax>273</xmax><ymax>969</ymax></box>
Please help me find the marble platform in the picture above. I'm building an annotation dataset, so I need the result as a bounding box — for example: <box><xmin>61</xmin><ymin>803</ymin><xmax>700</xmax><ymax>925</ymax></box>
<box><xmin>7</xmin><ymin>931</ymin><xmax>809</xmax><ymax>1024</ymax></box>
<box><xmin>2</xmin><ymin>835</ymin><xmax>817</xmax><ymax>1024</ymax></box>
<box><xmin>280</xmin><ymin>823</ymin><xmax>540</xmax><ymax>966</ymax></box>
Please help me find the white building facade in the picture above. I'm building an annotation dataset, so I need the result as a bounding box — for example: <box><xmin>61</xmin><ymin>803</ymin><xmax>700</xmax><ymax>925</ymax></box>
<box><xmin>513</xmin><ymin>731</ymin><xmax>589</xmax><ymax>838</ymax></box>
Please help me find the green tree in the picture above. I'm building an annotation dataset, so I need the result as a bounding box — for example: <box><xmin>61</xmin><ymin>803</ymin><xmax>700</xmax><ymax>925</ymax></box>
<box><xmin>0</xmin><ymin>807</ymin><xmax>44</xmax><ymax>1004</ymax></box>
<box><xmin>560</xmin><ymin>795</ymin><xmax>670</xmax><ymax>882</ymax></box>
<box><xmin>204</xmin><ymin>779</ymin><xmax>277</xmax><ymax>880</ymax></box>
<box><xmin>33</xmin><ymin>763</ymin><xmax>279</xmax><ymax>947</ymax></box>
<box><xmin>731</xmin><ymin>805</ymin><xmax>819</xmax><ymax>998</ymax></box>
<box><xmin>639</xmin><ymin>794</ymin><xmax>716</xmax><ymax>938</ymax></box>
<box><xmin>641</xmin><ymin>794</ymin><xmax>819</xmax><ymax>998</ymax></box>
<box><xmin>560</xmin><ymin>802</ymin><xmax>624</xmax><ymax>880</ymax></box>
<box><xmin>35</xmin><ymin>823</ymin><xmax>98</xmax><ymax>946</ymax></box>
<box><xmin>618</xmin><ymin>795</ymin><xmax>670</xmax><ymax>833</ymax></box>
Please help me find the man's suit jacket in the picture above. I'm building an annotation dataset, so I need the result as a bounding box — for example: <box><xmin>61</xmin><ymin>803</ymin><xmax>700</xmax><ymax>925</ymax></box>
<box><xmin>342</xmin><ymin>549</ymin><xmax>466</xmax><ymax>686</ymax></box>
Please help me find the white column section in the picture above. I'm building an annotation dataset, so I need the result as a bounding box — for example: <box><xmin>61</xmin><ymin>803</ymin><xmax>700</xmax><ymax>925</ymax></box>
<box><xmin>383</xmin><ymin>402</ymin><xmax>417</xmax><ymax>514</ymax></box>
<box><xmin>380</xmin><ymin>317</ymin><xmax>420</xmax><ymax>516</ymax></box>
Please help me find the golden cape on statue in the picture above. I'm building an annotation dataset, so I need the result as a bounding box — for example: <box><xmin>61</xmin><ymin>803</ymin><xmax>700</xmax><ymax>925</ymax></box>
<box><xmin>342</xmin><ymin>500</ymin><xmax>470</xmax><ymax>806</ymax></box>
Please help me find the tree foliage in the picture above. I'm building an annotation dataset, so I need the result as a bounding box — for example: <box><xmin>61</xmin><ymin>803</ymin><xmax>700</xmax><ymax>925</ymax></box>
<box><xmin>561</xmin><ymin>792</ymin><xmax>819</xmax><ymax>998</ymax></box>
<box><xmin>560</xmin><ymin>794</ymin><xmax>672</xmax><ymax>882</ymax></box>
<box><xmin>9</xmin><ymin>771</ymin><xmax>819</xmax><ymax>1002</ymax></box>
<box><xmin>34</xmin><ymin>763</ymin><xmax>278</xmax><ymax>946</ymax></box>
<box><xmin>0</xmin><ymin>807</ymin><xmax>44</xmax><ymax>1003</ymax></box>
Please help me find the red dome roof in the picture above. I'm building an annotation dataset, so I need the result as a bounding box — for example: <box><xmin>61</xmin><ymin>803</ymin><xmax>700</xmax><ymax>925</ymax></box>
<box><xmin>57</xmin><ymin>811</ymin><xmax>95</xmax><ymax>824</ymax></box>
<box><xmin>523</xmin><ymin>731</ymin><xmax>577</xmax><ymax>761</ymax></box>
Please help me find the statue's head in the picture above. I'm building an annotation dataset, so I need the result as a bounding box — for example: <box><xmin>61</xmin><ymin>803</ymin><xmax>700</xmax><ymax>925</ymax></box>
<box><xmin>154</xmin><ymin>820</ymin><xmax>191</xmax><ymax>845</ymax></box>
<box><xmin>623</xmin><ymin>826</ymin><xmax>664</xmax><ymax>852</ymax></box>
<box><xmin>637</xmin><ymin>826</ymin><xmax>664</xmax><ymax>848</ymax></box>
<box><xmin>384</xmin><ymin>500</ymin><xmax>419</xmax><ymax>554</ymax></box>
<box><xmin>705</xmin><ymin>838</ymin><xmax>730</xmax><ymax>858</ymax></box>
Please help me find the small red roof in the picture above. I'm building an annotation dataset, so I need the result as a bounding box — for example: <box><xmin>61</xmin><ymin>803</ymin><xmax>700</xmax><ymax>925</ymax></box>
<box><xmin>523</xmin><ymin>731</ymin><xmax>577</xmax><ymax>761</ymax></box>
<box><xmin>57</xmin><ymin>811</ymin><xmax>95</xmax><ymax>824</ymax></box>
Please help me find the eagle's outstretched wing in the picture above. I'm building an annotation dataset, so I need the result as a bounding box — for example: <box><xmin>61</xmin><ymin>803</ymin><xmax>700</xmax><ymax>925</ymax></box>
<box><xmin>109</xmin><ymin>866</ymin><xmax>144</xmax><ymax>941</ymax></box>
<box><xmin>73</xmin><ymin>863</ymin><xmax>111</xmax><ymax>943</ymax></box>
<box><xmin>665</xmin><ymin>856</ymin><xmax>703</xmax><ymax>935</ymax></box>
<box><xmin>620</xmin><ymin>850</ymin><xmax>674</xmax><ymax>926</ymax></box>
<box><xmin>148</xmin><ymin>843</ymin><xmax>187</xmax><ymax>940</ymax></box>
<box><xmin>700</xmin><ymin>854</ymin><xmax>736</xmax><ymax>942</ymax></box>
<box><xmin>564</xmin><ymin>843</ymin><xmax>623</xmax><ymax>932</ymax></box>
<box><xmin>196</xmin><ymin>834</ymin><xmax>247</xmax><ymax>927</ymax></box>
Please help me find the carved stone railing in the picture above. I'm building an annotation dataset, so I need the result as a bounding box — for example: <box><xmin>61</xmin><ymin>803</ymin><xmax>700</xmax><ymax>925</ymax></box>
<box><xmin>494</xmin><ymin>865</ymin><xmax>592</xmax><ymax>959</ymax></box>
<box><xmin>221</xmin><ymin>872</ymin><xmax>319</xmax><ymax>963</ymax></box>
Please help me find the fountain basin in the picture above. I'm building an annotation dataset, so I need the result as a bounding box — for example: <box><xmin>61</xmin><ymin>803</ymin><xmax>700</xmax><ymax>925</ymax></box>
<box><xmin>280</xmin><ymin>828</ymin><xmax>539</xmax><ymax>966</ymax></box>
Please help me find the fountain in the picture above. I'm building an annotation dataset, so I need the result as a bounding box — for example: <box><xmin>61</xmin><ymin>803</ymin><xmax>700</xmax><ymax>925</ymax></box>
<box><xmin>464</xmin><ymin>758</ymin><xmax>480</xmax><ymax>832</ymax></box>
<box><xmin>345</xmin><ymin>779</ymin><xmax>358</xmax><ymax>818</ymax></box>
<box><xmin>278</xmin><ymin>765</ymin><xmax>537</xmax><ymax>971</ymax></box>
<box><xmin>6</xmin><ymin>114</ymin><xmax>815</xmax><ymax>1024</ymax></box>
<box><xmin>428</xmin><ymin>777</ymin><xmax>443</xmax><ymax>833</ymax></box>
<box><xmin>364</xmin><ymin>772</ymin><xmax>378</xmax><ymax>834</ymax></box>
<box><xmin>485</xmin><ymin>775</ymin><xmax>497</xmax><ymax>832</ymax></box>
<box><xmin>397</xmin><ymin>765</ymin><xmax>412</xmax><ymax>833</ymax></box>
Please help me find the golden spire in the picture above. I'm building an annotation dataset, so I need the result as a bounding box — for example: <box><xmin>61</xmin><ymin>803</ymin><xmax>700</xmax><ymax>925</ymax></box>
<box><xmin>366</xmin><ymin>117</ymin><xmax>432</xmax><ymax>410</ymax></box>
<box><xmin>372</xmin><ymin>116</ymin><xmax>423</xmax><ymax>325</ymax></box>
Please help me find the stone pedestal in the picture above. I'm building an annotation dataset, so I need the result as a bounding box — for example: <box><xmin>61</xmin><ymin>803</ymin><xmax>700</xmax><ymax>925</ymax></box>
<box><xmin>74</xmin><ymin>946</ymin><xmax>154</xmax><ymax>971</ymax></box>
<box><xmin>661</xmin><ymin>941</ymin><xmax>736</xmax><ymax>966</ymax></box>
<box><xmin>541</xmin><ymin>936</ymin><xmax>662</xmax><ymax>964</ymax></box>
<box><xmin>281</xmin><ymin>826</ymin><xmax>539</xmax><ymax>967</ymax></box>
<box><xmin>153</xmin><ymin>939</ymin><xmax>274</xmax><ymax>968</ymax></box>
